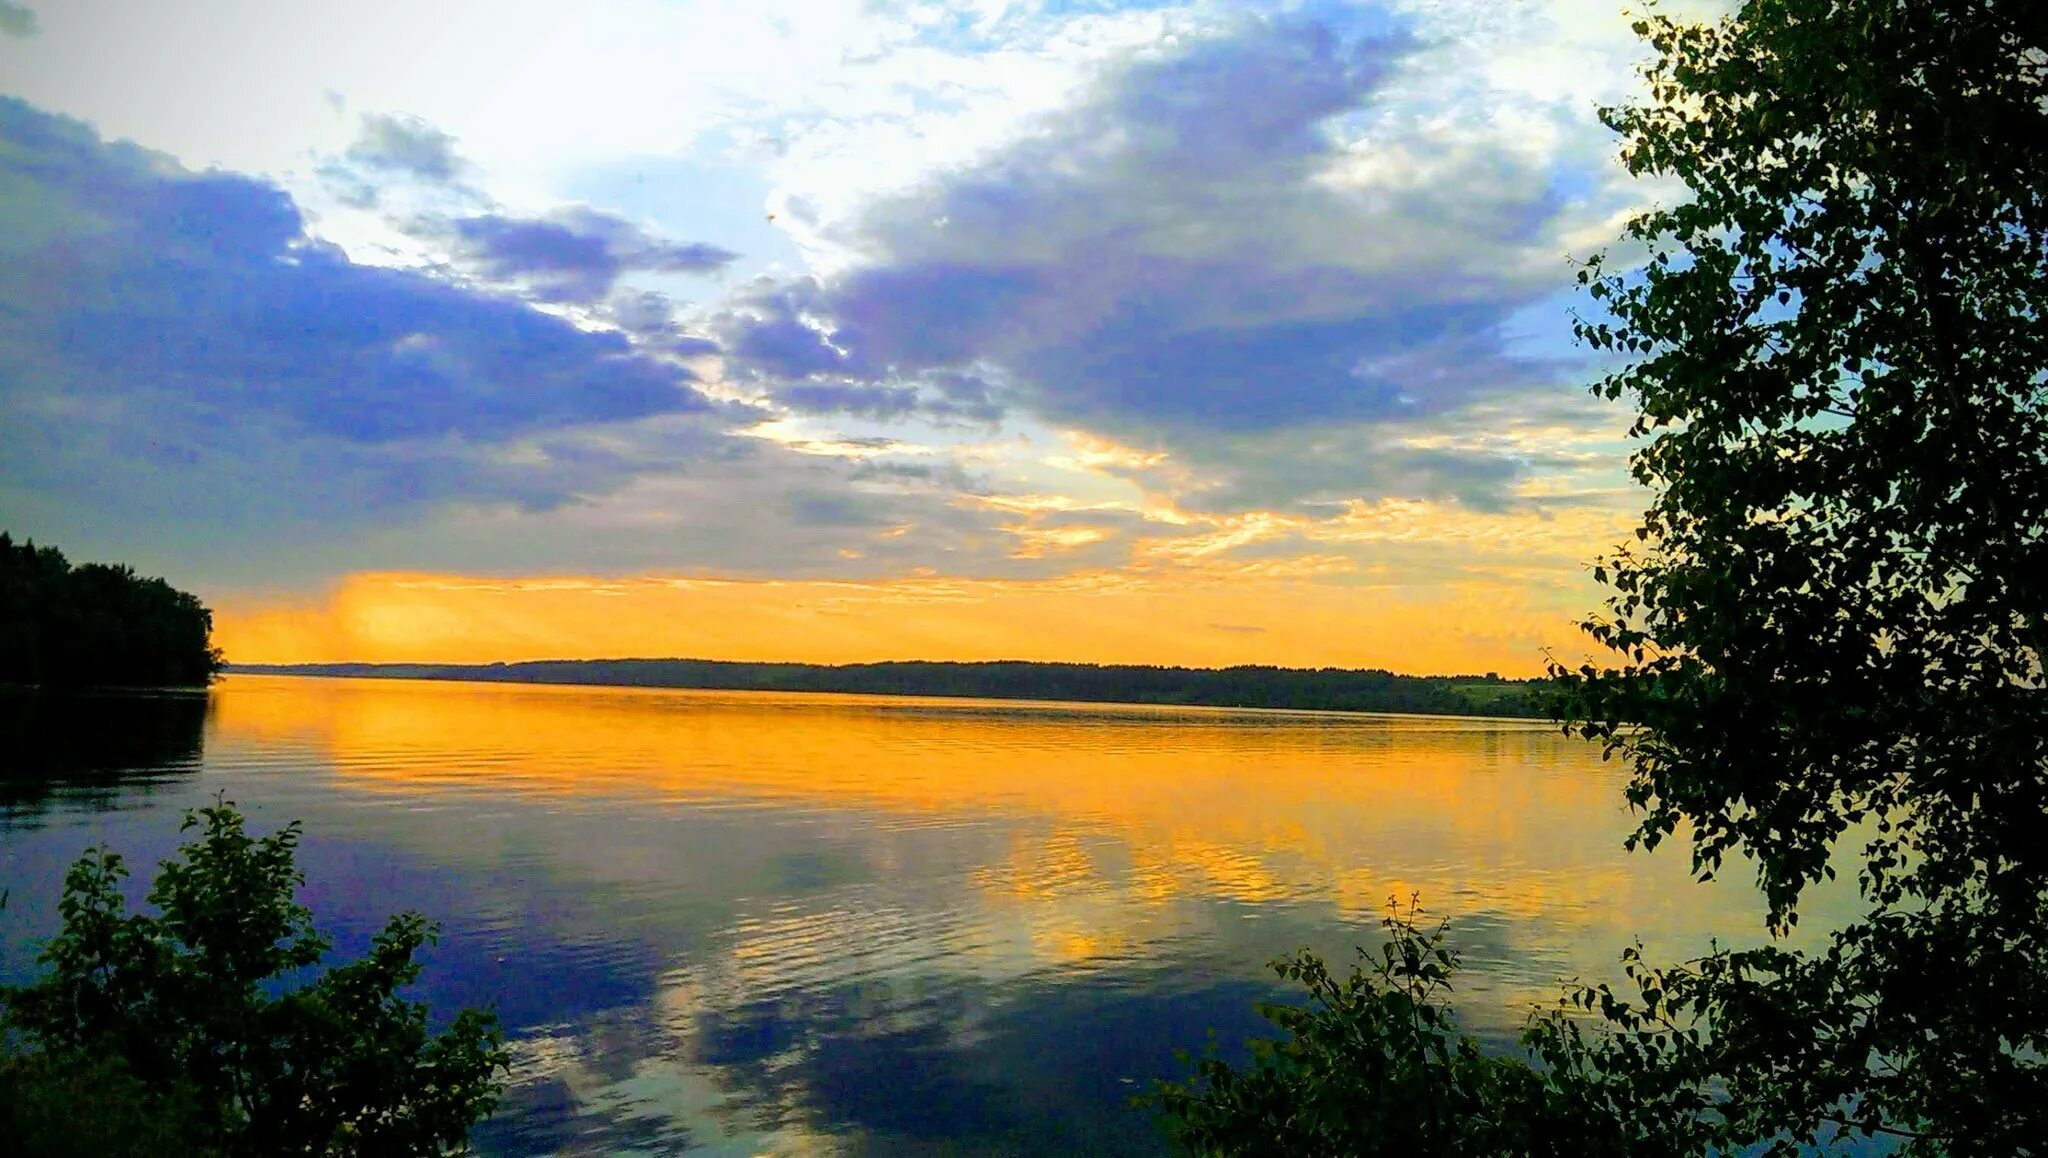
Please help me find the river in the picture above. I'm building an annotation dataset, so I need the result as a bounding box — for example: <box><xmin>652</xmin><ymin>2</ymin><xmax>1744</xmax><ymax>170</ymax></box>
<box><xmin>0</xmin><ymin>674</ymin><xmax>1854</xmax><ymax>1154</ymax></box>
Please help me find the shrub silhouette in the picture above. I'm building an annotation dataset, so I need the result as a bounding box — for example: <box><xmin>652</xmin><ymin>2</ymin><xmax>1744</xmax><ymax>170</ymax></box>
<box><xmin>1</xmin><ymin>801</ymin><xmax>509</xmax><ymax>1155</ymax></box>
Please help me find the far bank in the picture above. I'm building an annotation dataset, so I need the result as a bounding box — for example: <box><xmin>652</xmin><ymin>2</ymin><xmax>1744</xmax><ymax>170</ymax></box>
<box><xmin>226</xmin><ymin>658</ymin><xmax>1549</xmax><ymax>718</ymax></box>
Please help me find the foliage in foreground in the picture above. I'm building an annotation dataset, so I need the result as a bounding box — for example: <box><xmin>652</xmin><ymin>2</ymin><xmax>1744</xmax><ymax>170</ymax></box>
<box><xmin>1151</xmin><ymin>906</ymin><xmax>1720</xmax><ymax>1157</ymax></box>
<box><xmin>0</xmin><ymin>801</ymin><xmax>509</xmax><ymax>1155</ymax></box>
<box><xmin>1549</xmin><ymin>0</ymin><xmax>2048</xmax><ymax>1151</ymax></box>
<box><xmin>0</xmin><ymin>1052</ymin><xmax>216</xmax><ymax>1157</ymax></box>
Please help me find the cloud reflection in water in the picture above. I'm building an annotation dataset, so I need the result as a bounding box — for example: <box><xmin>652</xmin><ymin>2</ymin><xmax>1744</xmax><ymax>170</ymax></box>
<box><xmin>5</xmin><ymin>676</ymin><xmax>1857</xmax><ymax>1154</ymax></box>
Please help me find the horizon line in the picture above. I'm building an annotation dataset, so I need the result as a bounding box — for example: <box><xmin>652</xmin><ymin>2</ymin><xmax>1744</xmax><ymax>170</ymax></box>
<box><xmin>223</xmin><ymin>657</ymin><xmax>1539</xmax><ymax>681</ymax></box>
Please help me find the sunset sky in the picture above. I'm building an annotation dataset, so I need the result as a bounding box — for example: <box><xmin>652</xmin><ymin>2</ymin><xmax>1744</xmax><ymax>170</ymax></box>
<box><xmin>0</xmin><ymin>0</ymin><xmax>1708</xmax><ymax>673</ymax></box>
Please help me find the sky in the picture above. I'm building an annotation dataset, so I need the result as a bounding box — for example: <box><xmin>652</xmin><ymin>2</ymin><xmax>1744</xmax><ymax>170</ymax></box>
<box><xmin>0</xmin><ymin>0</ymin><xmax>1713</xmax><ymax>674</ymax></box>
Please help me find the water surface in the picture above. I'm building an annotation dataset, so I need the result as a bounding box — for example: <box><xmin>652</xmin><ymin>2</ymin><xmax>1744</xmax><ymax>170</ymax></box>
<box><xmin>0</xmin><ymin>675</ymin><xmax>1845</xmax><ymax>1154</ymax></box>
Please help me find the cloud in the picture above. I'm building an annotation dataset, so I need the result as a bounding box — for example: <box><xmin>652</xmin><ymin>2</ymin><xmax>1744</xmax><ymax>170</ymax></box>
<box><xmin>347</xmin><ymin>111</ymin><xmax>465</xmax><ymax>185</ymax></box>
<box><xmin>1</xmin><ymin>2</ymin><xmax>1651</xmax><ymax>603</ymax></box>
<box><xmin>716</xmin><ymin>12</ymin><xmax>1597</xmax><ymax>508</ymax></box>
<box><xmin>0</xmin><ymin>99</ymin><xmax>1133</xmax><ymax>589</ymax></box>
<box><xmin>1162</xmin><ymin>425</ymin><xmax>1530</xmax><ymax>515</ymax></box>
<box><xmin>0</xmin><ymin>96</ymin><xmax>744</xmax><ymax>574</ymax></box>
<box><xmin>281</xmin><ymin>435</ymin><xmax>1072</xmax><ymax>587</ymax></box>
<box><xmin>433</xmin><ymin>206</ymin><xmax>738</xmax><ymax>304</ymax></box>
<box><xmin>712</xmin><ymin>279</ymin><xmax>1007</xmax><ymax>425</ymax></box>
<box><xmin>0</xmin><ymin>1</ymin><xmax>32</xmax><ymax>37</ymax></box>
<box><xmin>786</xmin><ymin>491</ymin><xmax>892</xmax><ymax>528</ymax></box>
<box><xmin>767</xmin><ymin>374</ymin><xmax>1005</xmax><ymax>427</ymax></box>
<box><xmin>773</xmin><ymin>382</ymin><xmax>922</xmax><ymax>422</ymax></box>
<box><xmin>315</xmin><ymin>110</ymin><xmax>490</xmax><ymax>211</ymax></box>
<box><xmin>316</xmin><ymin>112</ymin><xmax>739</xmax><ymax>307</ymax></box>
<box><xmin>714</xmin><ymin>275</ymin><xmax>868</xmax><ymax>379</ymax></box>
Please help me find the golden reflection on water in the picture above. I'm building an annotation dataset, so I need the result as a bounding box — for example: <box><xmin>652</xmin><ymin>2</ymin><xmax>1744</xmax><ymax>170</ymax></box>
<box><xmin>13</xmin><ymin>676</ymin><xmax>1860</xmax><ymax>1154</ymax></box>
<box><xmin>192</xmin><ymin>674</ymin><xmax>1865</xmax><ymax>1153</ymax></box>
<box><xmin>211</xmin><ymin>673</ymin><xmax>1784</xmax><ymax>1000</ymax></box>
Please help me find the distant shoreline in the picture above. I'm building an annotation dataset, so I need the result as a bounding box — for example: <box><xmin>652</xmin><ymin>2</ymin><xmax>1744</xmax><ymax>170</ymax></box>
<box><xmin>224</xmin><ymin>659</ymin><xmax>1551</xmax><ymax>719</ymax></box>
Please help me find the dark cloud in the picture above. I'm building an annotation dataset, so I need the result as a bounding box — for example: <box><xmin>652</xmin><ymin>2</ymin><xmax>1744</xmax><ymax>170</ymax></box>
<box><xmin>768</xmin><ymin>374</ymin><xmax>1004</xmax><ymax>426</ymax></box>
<box><xmin>774</xmin><ymin>382</ymin><xmax>922</xmax><ymax>422</ymax></box>
<box><xmin>603</xmin><ymin>291</ymin><xmax>723</xmax><ymax>362</ymax></box>
<box><xmin>668</xmin><ymin>335</ymin><xmax>723</xmax><ymax>357</ymax></box>
<box><xmin>715</xmin><ymin>276</ymin><xmax>868</xmax><ymax>379</ymax></box>
<box><xmin>926</xmin><ymin>370</ymin><xmax>994</xmax><ymax>405</ymax></box>
<box><xmin>346</xmin><ymin>111</ymin><xmax>465</xmax><ymax>185</ymax></box>
<box><xmin>921</xmin><ymin>369</ymin><xmax>1005</xmax><ymax>423</ymax></box>
<box><xmin>846</xmin><ymin>458</ymin><xmax>985</xmax><ymax>495</ymax></box>
<box><xmin>0</xmin><ymin>1</ymin><xmax>34</xmax><ymax>37</ymax></box>
<box><xmin>0</xmin><ymin>105</ymin><xmax>707</xmax><ymax>443</ymax></box>
<box><xmin>1168</xmin><ymin>429</ymin><xmax>1531</xmax><ymax>515</ymax></box>
<box><xmin>0</xmin><ymin>97</ymin><xmax>741</xmax><ymax>572</ymax></box>
<box><xmin>786</xmin><ymin>491</ymin><xmax>891</xmax><ymax>528</ymax></box>
<box><xmin>435</xmin><ymin>207</ymin><xmax>737</xmax><ymax>303</ymax></box>
<box><xmin>607</xmin><ymin>289</ymin><xmax>678</xmax><ymax>335</ymax></box>
<box><xmin>715</xmin><ymin>279</ymin><xmax>1005</xmax><ymax>425</ymax></box>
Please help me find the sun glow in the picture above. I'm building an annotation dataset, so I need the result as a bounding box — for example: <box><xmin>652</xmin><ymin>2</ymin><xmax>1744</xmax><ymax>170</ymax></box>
<box><xmin>212</xmin><ymin>563</ymin><xmax>1599</xmax><ymax>676</ymax></box>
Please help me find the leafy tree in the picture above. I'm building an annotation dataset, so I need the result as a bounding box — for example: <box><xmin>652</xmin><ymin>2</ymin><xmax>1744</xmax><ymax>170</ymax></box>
<box><xmin>1161</xmin><ymin>0</ymin><xmax>2046</xmax><ymax>1153</ymax></box>
<box><xmin>0</xmin><ymin>531</ymin><xmax>224</xmax><ymax>688</ymax></box>
<box><xmin>0</xmin><ymin>801</ymin><xmax>509</xmax><ymax>1155</ymax></box>
<box><xmin>1553</xmin><ymin>0</ymin><xmax>2048</xmax><ymax>1151</ymax></box>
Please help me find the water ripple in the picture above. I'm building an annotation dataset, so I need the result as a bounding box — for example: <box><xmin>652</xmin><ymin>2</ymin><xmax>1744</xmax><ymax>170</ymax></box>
<box><xmin>1</xmin><ymin>675</ymin><xmax>1860</xmax><ymax>1156</ymax></box>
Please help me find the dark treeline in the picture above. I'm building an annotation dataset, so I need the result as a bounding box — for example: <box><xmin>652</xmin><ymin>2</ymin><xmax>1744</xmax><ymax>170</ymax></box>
<box><xmin>0</xmin><ymin>532</ymin><xmax>223</xmax><ymax>688</ymax></box>
<box><xmin>229</xmin><ymin>658</ymin><xmax>1547</xmax><ymax>717</ymax></box>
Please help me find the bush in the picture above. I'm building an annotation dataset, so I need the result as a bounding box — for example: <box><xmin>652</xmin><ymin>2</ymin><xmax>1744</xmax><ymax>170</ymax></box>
<box><xmin>0</xmin><ymin>1052</ymin><xmax>215</xmax><ymax>1157</ymax></box>
<box><xmin>1150</xmin><ymin>904</ymin><xmax>1718</xmax><ymax>1157</ymax></box>
<box><xmin>0</xmin><ymin>801</ymin><xmax>509</xmax><ymax>1155</ymax></box>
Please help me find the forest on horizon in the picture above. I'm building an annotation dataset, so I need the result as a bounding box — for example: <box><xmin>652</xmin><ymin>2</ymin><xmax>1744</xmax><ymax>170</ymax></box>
<box><xmin>228</xmin><ymin>658</ymin><xmax>1548</xmax><ymax>718</ymax></box>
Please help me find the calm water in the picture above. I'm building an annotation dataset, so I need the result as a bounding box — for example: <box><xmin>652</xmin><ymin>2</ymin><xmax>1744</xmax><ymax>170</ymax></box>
<box><xmin>0</xmin><ymin>675</ymin><xmax>1853</xmax><ymax>1155</ymax></box>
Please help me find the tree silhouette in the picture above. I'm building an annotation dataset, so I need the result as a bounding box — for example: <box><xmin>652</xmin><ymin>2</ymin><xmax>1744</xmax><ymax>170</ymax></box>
<box><xmin>0</xmin><ymin>532</ymin><xmax>223</xmax><ymax>688</ymax></box>
<box><xmin>1</xmin><ymin>802</ymin><xmax>508</xmax><ymax>1155</ymax></box>
<box><xmin>1553</xmin><ymin>0</ymin><xmax>2048</xmax><ymax>1150</ymax></box>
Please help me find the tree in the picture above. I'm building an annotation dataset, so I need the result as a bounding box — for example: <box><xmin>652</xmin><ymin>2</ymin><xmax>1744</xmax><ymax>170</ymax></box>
<box><xmin>0</xmin><ymin>531</ymin><xmax>224</xmax><ymax>688</ymax></box>
<box><xmin>1554</xmin><ymin>0</ymin><xmax>2048</xmax><ymax>1151</ymax></box>
<box><xmin>0</xmin><ymin>801</ymin><xmax>509</xmax><ymax>1155</ymax></box>
<box><xmin>1159</xmin><ymin>1</ymin><xmax>2047</xmax><ymax>1153</ymax></box>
